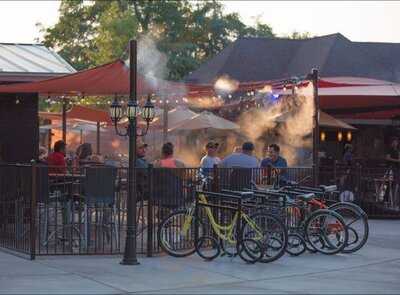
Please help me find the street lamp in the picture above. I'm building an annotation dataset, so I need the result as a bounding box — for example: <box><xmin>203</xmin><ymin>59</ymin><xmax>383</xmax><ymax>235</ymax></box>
<box><xmin>109</xmin><ymin>39</ymin><xmax>155</xmax><ymax>265</ymax></box>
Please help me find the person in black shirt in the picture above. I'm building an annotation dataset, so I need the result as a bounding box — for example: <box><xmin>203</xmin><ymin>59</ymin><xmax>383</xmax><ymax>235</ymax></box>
<box><xmin>386</xmin><ymin>137</ymin><xmax>400</xmax><ymax>170</ymax></box>
<box><xmin>385</xmin><ymin>137</ymin><xmax>400</xmax><ymax>208</ymax></box>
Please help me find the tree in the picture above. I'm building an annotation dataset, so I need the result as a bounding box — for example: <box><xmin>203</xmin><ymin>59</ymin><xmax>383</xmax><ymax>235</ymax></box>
<box><xmin>286</xmin><ymin>31</ymin><xmax>313</xmax><ymax>40</ymax></box>
<box><xmin>39</xmin><ymin>0</ymin><xmax>275</xmax><ymax>80</ymax></box>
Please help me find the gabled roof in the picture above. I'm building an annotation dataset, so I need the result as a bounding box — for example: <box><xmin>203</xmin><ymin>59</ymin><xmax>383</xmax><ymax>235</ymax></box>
<box><xmin>185</xmin><ymin>33</ymin><xmax>400</xmax><ymax>83</ymax></box>
<box><xmin>0</xmin><ymin>43</ymin><xmax>75</xmax><ymax>79</ymax></box>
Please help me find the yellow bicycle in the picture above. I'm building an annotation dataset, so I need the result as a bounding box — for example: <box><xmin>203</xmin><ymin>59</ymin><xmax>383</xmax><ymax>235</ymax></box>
<box><xmin>158</xmin><ymin>190</ymin><xmax>288</xmax><ymax>263</ymax></box>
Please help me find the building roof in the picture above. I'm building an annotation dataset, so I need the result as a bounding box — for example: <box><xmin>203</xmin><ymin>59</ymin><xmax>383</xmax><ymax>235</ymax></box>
<box><xmin>0</xmin><ymin>43</ymin><xmax>75</xmax><ymax>82</ymax></box>
<box><xmin>185</xmin><ymin>33</ymin><xmax>400</xmax><ymax>84</ymax></box>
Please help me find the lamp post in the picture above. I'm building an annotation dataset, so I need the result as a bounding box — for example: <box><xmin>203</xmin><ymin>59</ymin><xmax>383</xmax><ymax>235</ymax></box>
<box><xmin>109</xmin><ymin>40</ymin><xmax>155</xmax><ymax>265</ymax></box>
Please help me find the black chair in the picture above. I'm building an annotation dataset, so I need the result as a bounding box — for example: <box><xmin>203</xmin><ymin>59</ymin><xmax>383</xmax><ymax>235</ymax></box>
<box><xmin>229</xmin><ymin>168</ymin><xmax>253</xmax><ymax>191</ymax></box>
<box><xmin>81</xmin><ymin>167</ymin><xmax>119</xmax><ymax>251</ymax></box>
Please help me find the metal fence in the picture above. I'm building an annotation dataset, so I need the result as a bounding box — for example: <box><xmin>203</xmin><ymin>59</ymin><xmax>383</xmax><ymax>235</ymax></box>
<box><xmin>1</xmin><ymin>163</ymin><xmax>399</xmax><ymax>259</ymax></box>
<box><xmin>0</xmin><ymin>164</ymin><xmax>35</xmax><ymax>258</ymax></box>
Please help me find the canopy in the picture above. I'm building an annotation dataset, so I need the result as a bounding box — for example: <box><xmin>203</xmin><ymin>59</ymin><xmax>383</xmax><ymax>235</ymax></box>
<box><xmin>169</xmin><ymin>111</ymin><xmax>239</xmax><ymax>131</ymax></box>
<box><xmin>0</xmin><ymin>59</ymin><xmax>211</xmax><ymax>96</ymax></box>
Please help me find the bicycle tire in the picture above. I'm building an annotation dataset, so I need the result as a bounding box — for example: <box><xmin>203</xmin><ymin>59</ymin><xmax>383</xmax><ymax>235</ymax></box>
<box><xmin>286</xmin><ymin>233</ymin><xmax>306</xmax><ymax>256</ymax></box>
<box><xmin>328</xmin><ymin>202</ymin><xmax>369</xmax><ymax>253</ymax></box>
<box><xmin>304</xmin><ymin>209</ymin><xmax>349</xmax><ymax>255</ymax></box>
<box><xmin>195</xmin><ymin>236</ymin><xmax>220</xmax><ymax>261</ymax></box>
<box><xmin>158</xmin><ymin>209</ymin><xmax>203</xmax><ymax>257</ymax></box>
<box><xmin>241</xmin><ymin>212</ymin><xmax>288</xmax><ymax>263</ymax></box>
<box><xmin>237</xmin><ymin>238</ymin><xmax>264</xmax><ymax>264</ymax></box>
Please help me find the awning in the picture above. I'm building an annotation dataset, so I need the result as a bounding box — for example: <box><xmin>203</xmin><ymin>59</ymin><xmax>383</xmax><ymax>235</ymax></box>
<box><xmin>0</xmin><ymin>59</ymin><xmax>211</xmax><ymax>96</ymax></box>
<box><xmin>40</xmin><ymin>105</ymin><xmax>111</xmax><ymax>124</ymax></box>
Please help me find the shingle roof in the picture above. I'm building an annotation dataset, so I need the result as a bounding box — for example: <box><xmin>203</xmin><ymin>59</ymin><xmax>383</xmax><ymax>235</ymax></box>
<box><xmin>185</xmin><ymin>33</ymin><xmax>400</xmax><ymax>83</ymax></box>
<box><xmin>0</xmin><ymin>43</ymin><xmax>75</xmax><ymax>74</ymax></box>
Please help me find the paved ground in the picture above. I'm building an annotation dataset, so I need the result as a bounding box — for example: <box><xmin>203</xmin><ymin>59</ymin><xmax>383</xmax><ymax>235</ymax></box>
<box><xmin>1</xmin><ymin>219</ymin><xmax>400</xmax><ymax>294</ymax></box>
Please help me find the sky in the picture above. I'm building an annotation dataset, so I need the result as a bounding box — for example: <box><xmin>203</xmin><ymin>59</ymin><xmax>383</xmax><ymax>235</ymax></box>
<box><xmin>0</xmin><ymin>1</ymin><xmax>399</xmax><ymax>44</ymax></box>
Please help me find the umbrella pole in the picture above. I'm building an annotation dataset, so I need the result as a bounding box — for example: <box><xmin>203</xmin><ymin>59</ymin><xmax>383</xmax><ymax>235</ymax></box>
<box><xmin>80</xmin><ymin>129</ymin><xmax>83</xmax><ymax>144</ymax></box>
<box><xmin>48</xmin><ymin>129</ymin><xmax>52</xmax><ymax>153</ymax></box>
<box><xmin>62</xmin><ymin>97</ymin><xmax>67</xmax><ymax>144</ymax></box>
<box><xmin>96</xmin><ymin>122</ymin><xmax>100</xmax><ymax>154</ymax></box>
<box><xmin>163</xmin><ymin>99</ymin><xmax>168</xmax><ymax>143</ymax></box>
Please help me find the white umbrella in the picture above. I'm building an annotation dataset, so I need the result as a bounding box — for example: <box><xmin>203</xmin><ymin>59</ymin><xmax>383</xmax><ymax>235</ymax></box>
<box><xmin>152</xmin><ymin>106</ymin><xmax>197</xmax><ymax>129</ymax></box>
<box><xmin>273</xmin><ymin>110</ymin><xmax>356</xmax><ymax>130</ymax></box>
<box><xmin>169</xmin><ymin>111</ymin><xmax>239</xmax><ymax>131</ymax></box>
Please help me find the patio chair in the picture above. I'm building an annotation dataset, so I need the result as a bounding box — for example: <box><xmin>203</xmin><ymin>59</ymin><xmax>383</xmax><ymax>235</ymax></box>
<box><xmin>81</xmin><ymin>167</ymin><xmax>119</xmax><ymax>252</ymax></box>
<box><xmin>42</xmin><ymin>168</ymin><xmax>86</xmax><ymax>253</ymax></box>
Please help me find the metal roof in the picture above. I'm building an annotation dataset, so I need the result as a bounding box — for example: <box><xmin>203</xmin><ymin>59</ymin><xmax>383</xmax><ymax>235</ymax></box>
<box><xmin>0</xmin><ymin>43</ymin><xmax>75</xmax><ymax>74</ymax></box>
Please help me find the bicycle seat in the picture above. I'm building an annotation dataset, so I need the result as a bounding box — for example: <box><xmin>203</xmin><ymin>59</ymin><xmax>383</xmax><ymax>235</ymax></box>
<box><xmin>297</xmin><ymin>193</ymin><xmax>315</xmax><ymax>201</ymax></box>
<box><xmin>319</xmin><ymin>185</ymin><xmax>337</xmax><ymax>193</ymax></box>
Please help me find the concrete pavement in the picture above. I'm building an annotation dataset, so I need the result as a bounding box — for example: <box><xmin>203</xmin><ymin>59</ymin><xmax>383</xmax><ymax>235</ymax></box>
<box><xmin>0</xmin><ymin>219</ymin><xmax>399</xmax><ymax>294</ymax></box>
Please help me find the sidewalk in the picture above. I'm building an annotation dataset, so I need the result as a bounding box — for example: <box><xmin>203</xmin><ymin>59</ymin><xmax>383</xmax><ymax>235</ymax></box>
<box><xmin>1</xmin><ymin>220</ymin><xmax>400</xmax><ymax>294</ymax></box>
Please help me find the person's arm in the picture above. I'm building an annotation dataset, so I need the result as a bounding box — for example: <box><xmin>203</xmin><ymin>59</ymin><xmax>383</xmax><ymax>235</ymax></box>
<box><xmin>386</xmin><ymin>153</ymin><xmax>400</xmax><ymax>163</ymax></box>
<box><xmin>199</xmin><ymin>157</ymin><xmax>206</xmax><ymax>169</ymax></box>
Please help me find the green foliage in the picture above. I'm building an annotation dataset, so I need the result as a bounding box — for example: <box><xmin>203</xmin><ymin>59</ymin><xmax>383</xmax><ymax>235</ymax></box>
<box><xmin>39</xmin><ymin>0</ymin><xmax>275</xmax><ymax>80</ymax></box>
<box><xmin>286</xmin><ymin>31</ymin><xmax>313</xmax><ymax>40</ymax></box>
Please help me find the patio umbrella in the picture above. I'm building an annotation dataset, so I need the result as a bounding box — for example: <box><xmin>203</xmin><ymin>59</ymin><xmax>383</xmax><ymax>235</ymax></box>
<box><xmin>169</xmin><ymin>111</ymin><xmax>239</xmax><ymax>131</ymax></box>
<box><xmin>40</xmin><ymin>121</ymin><xmax>107</xmax><ymax>145</ymax></box>
<box><xmin>152</xmin><ymin>106</ymin><xmax>197</xmax><ymax>129</ymax></box>
<box><xmin>273</xmin><ymin>110</ymin><xmax>356</xmax><ymax>130</ymax></box>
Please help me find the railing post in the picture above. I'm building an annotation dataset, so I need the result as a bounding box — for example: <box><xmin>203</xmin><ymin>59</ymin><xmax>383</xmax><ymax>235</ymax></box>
<box><xmin>146</xmin><ymin>164</ymin><xmax>153</xmax><ymax>257</ymax></box>
<box><xmin>212</xmin><ymin>164</ymin><xmax>219</xmax><ymax>192</ymax></box>
<box><xmin>30</xmin><ymin>164</ymin><xmax>37</xmax><ymax>260</ymax></box>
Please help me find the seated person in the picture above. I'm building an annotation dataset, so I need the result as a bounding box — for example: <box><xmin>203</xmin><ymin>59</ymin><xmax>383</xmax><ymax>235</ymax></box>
<box><xmin>154</xmin><ymin>142</ymin><xmax>185</xmax><ymax>168</ymax></box>
<box><xmin>260</xmin><ymin>144</ymin><xmax>288</xmax><ymax>184</ymax></box>
<box><xmin>220</xmin><ymin>142</ymin><xmax>259</xmax><ymax>168</ymax></box>
<box><xmin>47</xmin><ymin>140</ymin><xmax>67</xmax><ymax>174</ymax></box>
<box><xmin>200</xmin><ymin>141</ymin><xmax>221</xmax><ymax>176</ymax></box>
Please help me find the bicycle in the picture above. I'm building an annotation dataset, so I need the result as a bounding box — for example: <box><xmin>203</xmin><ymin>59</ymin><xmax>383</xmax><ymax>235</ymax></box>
<box><xmin>158</xmin><ymin>186</ymin><xmax>287</xmax><ymax>262</ymax></box>
<box><xmin>275</xmin><ymin>180</ymin><xmax>369</xmax><ymax>254</ymax></box>
<box><xmin>247</xmin><ymin>184</ymin><xmax>349</xmax><ymax>256</ymax></box>
<box><xmin>194</xmin><ymin>190</ymin><xmax>265</xmax><ymax>263</ymax></box>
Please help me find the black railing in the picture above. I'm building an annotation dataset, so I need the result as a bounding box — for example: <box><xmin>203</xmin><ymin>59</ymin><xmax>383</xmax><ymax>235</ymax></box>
<box><xmin>0</xmin><ymin>163</ymin><xmax>398</xmax><ymax>259</ymax></box>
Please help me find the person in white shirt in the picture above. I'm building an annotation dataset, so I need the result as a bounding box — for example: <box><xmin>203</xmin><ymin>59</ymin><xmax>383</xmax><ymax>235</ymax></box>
<box><xmin>200</xmin><ymin>141</ymin><xmax>221</xmax><ymax>175</ymax></box>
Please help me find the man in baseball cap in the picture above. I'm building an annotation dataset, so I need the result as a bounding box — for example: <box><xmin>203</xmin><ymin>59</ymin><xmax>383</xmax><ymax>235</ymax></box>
<box><xmin>136</xmin><ymin>139</ymin><xmax>149</xmax><ymax>168</ymax></box>
<box><xmin>200</xmin><ymin>141</ymin><xmax>221</xmax><ymax>174</ymax></box>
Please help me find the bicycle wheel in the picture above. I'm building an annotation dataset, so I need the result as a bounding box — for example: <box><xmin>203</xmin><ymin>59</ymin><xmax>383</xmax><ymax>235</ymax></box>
<box><xmin>237</xmin><ymin>238</ymin><xmax>264</xmax><ymax>264</ymax></box>
<box><xmin>158</xmin><ymin>209</ymin><xmax>203</xmax><ymax>257</ymax></box>
<box><xmin>305</xmin><ymin>209</ymin><xmax>348</xmax><ymax>255</ymax></box>
<box><xmin>328</xmin><ymin>202</ymin><xmax>369</xmax><ymax>253</ymax></box>
<box><xmin>196</xmin><ymin>236</ymin><xmax>220</xmax><ymax>261</ymax></box>
<box><xmin>286</xmin><ymin>233</ymin><xmax>306</xmax><ymax>256</ymax></box>
<box><xmin>242</xmin><ymin>212</ymin><xmax>288</xmax><ymax>263</ymax></box>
